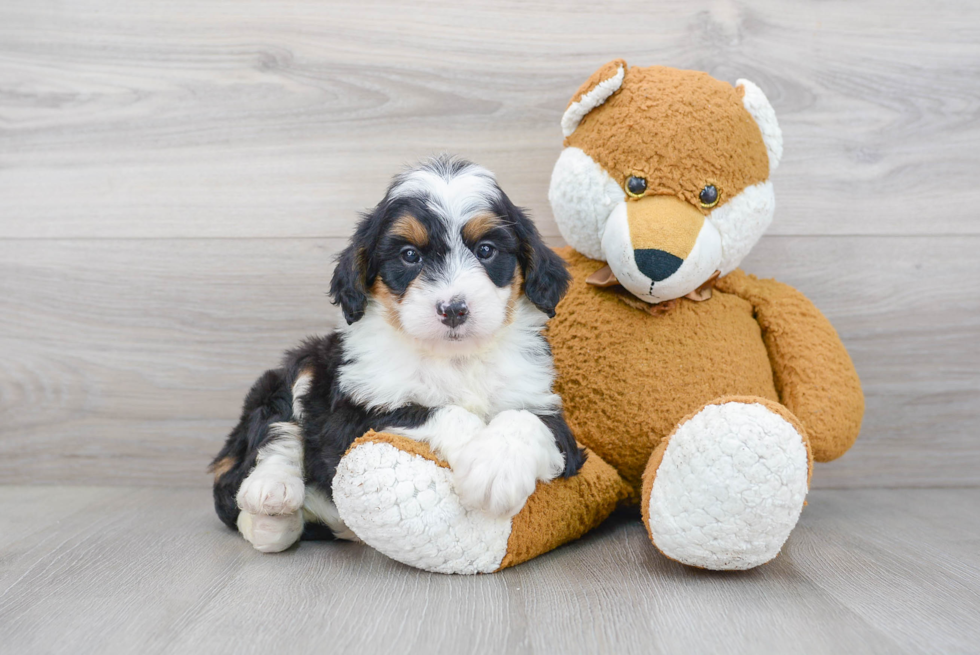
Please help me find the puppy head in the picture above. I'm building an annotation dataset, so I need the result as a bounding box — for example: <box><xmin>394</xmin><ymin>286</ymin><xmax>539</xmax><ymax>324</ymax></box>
<box><xmin>330</xmin><ymin>156</ymin><xmax>569</xmax><ymax>350</ymax></box>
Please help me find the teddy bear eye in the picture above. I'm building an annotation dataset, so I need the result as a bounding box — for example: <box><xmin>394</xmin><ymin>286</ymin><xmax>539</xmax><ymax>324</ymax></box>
<box><xmin>625</xmin><ymin>176</ymin><xmax>647</xmax><ymax>198</ymax></box>
<box><xmin>699</xmin><ymin>184</ymin><xmax>719</xmax><ymax>208</ymax></box>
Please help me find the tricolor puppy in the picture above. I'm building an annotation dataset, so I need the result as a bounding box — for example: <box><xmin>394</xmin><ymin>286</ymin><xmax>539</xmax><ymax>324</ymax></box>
<box><xmin>210</xmin><ymin>156</ymin><xmax>583</xmax><ymax>553</ymax></box>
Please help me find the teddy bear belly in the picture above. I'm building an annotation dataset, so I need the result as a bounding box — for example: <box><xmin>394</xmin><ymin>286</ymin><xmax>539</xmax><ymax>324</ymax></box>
<box><xmin>550</xmin><ymin>289</ymin><xmax>779</xmax><ymax>497</ymax></box>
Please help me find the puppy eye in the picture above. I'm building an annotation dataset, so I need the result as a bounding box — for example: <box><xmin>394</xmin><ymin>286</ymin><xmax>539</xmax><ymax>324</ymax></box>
<box><xmin>625</xmin><ymin>175</ymin><xmax>647</xmax><ymax>198</ymax></box>
<box><xmin>699</xmin><ymin>184</ymin><xmax>719</xmax><ymax>208</ymax></box>
<box><xmin>475</xmin><ymin>243</ymin><xmax>496</xmax><ymax>260</ymax></box>
<box><xmin>401</xmin><ymin>247</ymin><xmax>422</xmax><ymax>264</ymax></box>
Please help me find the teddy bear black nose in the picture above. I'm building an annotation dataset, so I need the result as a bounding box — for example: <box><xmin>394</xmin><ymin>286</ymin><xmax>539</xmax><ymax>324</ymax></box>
<box><xmin>634</xmin><ymin>249</ymin><xmax>683</xmax><ymax>282</ymax></box>
<box><xmin>437</xmin><ymin>299</ymin><xmax>469</xmax><ymax>328</ymax></box>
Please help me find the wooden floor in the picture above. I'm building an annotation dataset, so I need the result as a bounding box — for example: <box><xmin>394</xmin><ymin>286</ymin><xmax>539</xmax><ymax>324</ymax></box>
<box><xmin>0</xmin><ymin>487</ymin><xmax>977</xmax><ymax>654</ymax></box>
<box><xmin>3</xmin><ymin>0</ymin><xmax>980</xmax><ymax>653</ymax></box>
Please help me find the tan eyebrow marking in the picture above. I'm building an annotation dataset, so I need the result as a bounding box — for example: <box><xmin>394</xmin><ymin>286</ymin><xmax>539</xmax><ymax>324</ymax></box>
<box><xmin>462</xmin><ymin>213</ymin><xmax>504</xmax><ymax>243</ymax></box>
<box><xmin>390</xmin><ymin>214</ymin><xmax>429</xmax><ymax>246</ymax></box>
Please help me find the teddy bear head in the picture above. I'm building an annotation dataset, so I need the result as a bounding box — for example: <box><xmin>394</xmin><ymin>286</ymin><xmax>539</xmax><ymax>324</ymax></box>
<box><xmin>549</xmin><ymin>61</ymin><xmax>783</xmax><ymax>304</ymax></box>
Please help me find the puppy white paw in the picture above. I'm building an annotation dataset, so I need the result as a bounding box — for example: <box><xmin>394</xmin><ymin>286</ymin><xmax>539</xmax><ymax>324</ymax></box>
<box><xmin>237</xmin><ymin>511</ymin><xmax>303</xmax><ymax>553</ymax></box>
<box><xmin>451</xmin><ymin>410</ymin><xmax>563</xmax><ymax>518</ymax></box>
<box><xmin>237</xmin><ymin>471</ymin><xmax>305</xmax><ymax>516</ymax></box>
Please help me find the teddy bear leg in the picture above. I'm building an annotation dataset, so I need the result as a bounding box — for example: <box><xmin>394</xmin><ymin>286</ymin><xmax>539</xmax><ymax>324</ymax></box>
<box><xmin>332</xmin><ymin>431</ymin><xmax>630</xmax><ymax>574</ymax></box>
<box><xmin>641</xmin><ymin>396</ymin><xmax>813</xmax><ymax>570</ymax></box>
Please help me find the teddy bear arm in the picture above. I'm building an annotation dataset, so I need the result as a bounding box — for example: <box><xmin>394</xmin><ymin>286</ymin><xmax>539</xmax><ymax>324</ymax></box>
<box><xmin>716</xmin><ymin>270</ymin><xmax>865</xmax><ymax>461</ymax></box>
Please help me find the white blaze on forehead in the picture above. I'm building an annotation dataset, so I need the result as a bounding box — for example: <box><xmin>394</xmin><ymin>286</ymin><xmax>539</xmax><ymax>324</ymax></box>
<box><xmin>390</xmin><ymin>162</ymin><xmax>499</xmax><ymax>228</ymax></box>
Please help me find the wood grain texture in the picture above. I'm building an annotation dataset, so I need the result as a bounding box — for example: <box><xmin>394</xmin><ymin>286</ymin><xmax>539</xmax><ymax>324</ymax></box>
<box><xmin>0</xmin><ymin>0</ymin><xmax>978</xmax><ymax>489</ymax></box>
<box><xmin>1</xmin><ymin>0</ymin><xmax>979</xmax><ymax>239</ymax></box>
<box><xmin>0</xmin><ymin>486</ymin><xmax>978</xmax><ymax>654</ymax></box>
<box><xmin>1</xmin><ymin>236</ymin><xmax>977</xmax><ymax>488</ymax></box>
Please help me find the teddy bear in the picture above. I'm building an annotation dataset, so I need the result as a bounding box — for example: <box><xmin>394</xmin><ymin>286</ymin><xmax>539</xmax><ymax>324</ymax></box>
<box><xmin>329</xmin><ymin>61</ymin><xmax>864</xmax><ymax>573</ymax></box>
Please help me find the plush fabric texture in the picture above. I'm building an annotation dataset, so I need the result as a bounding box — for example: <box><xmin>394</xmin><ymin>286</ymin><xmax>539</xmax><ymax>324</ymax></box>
<box><xmin>549</xmin><ymin>247</ymin><xmax>781</xmax><ymax>494</ymax></box>
<box><xmin>333</xmin><ymin>431</ymin><xmax>629</xmax><ymax>574</ymax></box>
<box><xmin>564</xmin><ymin>65</ymin><xmax>770</xmax><ymax>214</ymax></box>
<box><xmin>499</xmin><ymin>444</ymin><xmax>631</xmax><ymax>570</ymax></box>
<box><xmin>715</xmin><ymin>271</ymin><xmax>865</xmax><ymax>461</ymax></box>
<box><xmin>639</xmin><ymin>396</ymin><xmax>813</xmax><ymax>569</ymax></box>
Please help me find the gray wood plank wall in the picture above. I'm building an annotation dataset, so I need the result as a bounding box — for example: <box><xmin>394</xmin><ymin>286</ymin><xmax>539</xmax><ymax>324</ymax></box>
<box><xmin>2</xmin><ymin>0</ymin><xmax>978</xmax><ymax>488</ymax></box>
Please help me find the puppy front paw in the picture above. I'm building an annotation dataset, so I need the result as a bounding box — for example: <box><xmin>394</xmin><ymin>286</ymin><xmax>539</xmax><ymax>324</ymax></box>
<box><xmin>452</xmin><ymin>438</ymin><xmax>538</xmax><ymax>518</ymax></box>
<box><xmin>450</xmin><ymin>410</ymin><xmax>562</xmax><ymax>517</ymax></box>
<box><xmin>237</xmin><ymin>471</ymin><xmax>305</xmax><ymax>516</ymax></box>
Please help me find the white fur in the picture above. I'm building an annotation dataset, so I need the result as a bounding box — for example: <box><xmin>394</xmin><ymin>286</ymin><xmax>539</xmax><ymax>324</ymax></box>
<box><xmin>561</xmin><ymin>65</ymin><xmax>625</xmax><ymax>137</ymax></box>
<box><xmin>390</xmin><ymin>405</ymin><xmax>487</xmax><ymax>466</ymax></box>
<box><xmin>394</xmin><ymin>405</ymin><xmax>564</xmax><ymax>517</ymax></box>
<box><xmin>339</xmin><ymin>298</ymin><xmax>560</xmax><ymax>419</ymax></box>
<box><xmin>737</xmin><ymin>79</ymin><xmax>783</xmax><ymax>173</ymax></box>
<box><xmin>237</xmin><ymin>511</ymin><xmax>303</xmax><ymax>553</ymax></box>
<box><xmin>237</xmin><ymin>422</ymin><xmax>305</xmax><ymax>516</ymax></box>
<box><xmin>395</xmin><ymin>252</ymin><xmax>513</xmax><ymax>349</ymax></box>
<box><xmin>647</xmin><ymin>402</ymin><xmax>809</xmax><ymax>570</ymax></box>
<box><xmin>333</xmin><ymin>441</ymin><xmax>512</xmax><ymax>574</ymax></box>
<box><xmin>708</xmin><ymin>180</ymin><xmax>776</xmax><ymax>275</ymax></box>
<box><xmin>389</xmin><ymin>161</ymin><xmax>498</xmax><ymax>230</ymax></box>
<box><xmin>291</xmin><ymin>372</ymin><xmax>312</xmax><ymax>421</ymax></box>
<box><xmin>451</xmin><ymin>410</ymin><xmax>564</xmax><ymax>517</ymax></box>
<box><xmin>548</xmin><ymin>147</ymin><xmax>625</xmax><ymax>260</ymax></box>
<box><xmin>302</xmin><ymin>487</ymin><xmax>358</xmax><ymax>542</ymax></box>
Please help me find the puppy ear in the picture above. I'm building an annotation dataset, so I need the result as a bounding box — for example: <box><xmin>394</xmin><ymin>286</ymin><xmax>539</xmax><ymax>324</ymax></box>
<box><xmin>329</xmin><ymin>242</ymin><xmax>369</xmax><ymax>324</ymax></box>
<box><xmin>505</xmin><ymin>197</ymin><xmax>571</xmax><ymax>318</ymax></box>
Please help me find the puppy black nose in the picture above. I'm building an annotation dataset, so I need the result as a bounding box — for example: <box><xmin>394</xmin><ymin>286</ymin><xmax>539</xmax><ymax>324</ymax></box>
<box><xmin>634</xmin><ymin>249</ymin><xmax>683</xmax><ymax>282</ymax></box>
<box><xmin>437</xmin><ymin>299</ymin><xmax>469</xmax><ymax>328</ymax></box>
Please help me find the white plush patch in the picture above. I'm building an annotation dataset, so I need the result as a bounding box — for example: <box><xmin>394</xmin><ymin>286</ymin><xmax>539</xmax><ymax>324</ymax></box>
<box><xmin>548</xmin><ymin>147</ymin><xmax>625</xmax><ymax>260</ymax></box>
<box><xmin>339</xmin><ymin>299</ymin><xmax>560</xmax><ymax>420</ymax></box>
<box><xmin>647</xmin><ymin>402</ymin><xmax>809</xmax><ymax>570</ymax></box>
<box><xmin>237</xmin><ymin>422</ymin><xmax>305</xmax><ymax>516</ymax></box>
<box><xmin>237</xmin><ymin>510</ymin><xmax>303</xmax><ymax>554</ymax></box>
<box><xmin>737</xmin><ymin>79</ymin><xmax>783</xmax><ymax>173</ymax></box>
<box><xmin>302</xmin><ymin>486</ymin><xmax>358</xmax><ymax>542</ymax></box>
<box><xmin>561</xmin><ymin>65</ymin><xmax>624</xmax><ymax>137</ymax></box>
<box><xmin>707</xmin><ymin>180</ymin><xmax>776</xmax><ymax>275</ymax></box>
<box><xmin>333</xmin><ymin>441</ymin><xmax>512</xmax><ymax>575</ymax></box>
<box><xmin>451</xmin><ymin>409</ymin><xmax>564</xmax><ymax>517</ymax></box>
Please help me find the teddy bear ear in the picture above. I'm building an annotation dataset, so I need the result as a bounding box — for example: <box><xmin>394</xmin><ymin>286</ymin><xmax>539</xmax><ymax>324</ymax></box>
<box><xmin>736</xmin><ymin>79</ymin><xmax>783</xmax><ymax>174</ymax></box>
<box><xmin>561</xmin><ymin>59</ymin><xmax>627</xmax><ymax>138</ymax></box>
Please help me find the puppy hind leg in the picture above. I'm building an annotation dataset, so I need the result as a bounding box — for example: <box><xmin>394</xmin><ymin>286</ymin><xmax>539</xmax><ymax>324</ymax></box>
<box><xmin>237</xmin><ymin>422</ymin><xmax>306</xmax><ymax>516</ymax></box>
<box><xmin>238</xmin><ymin>511</ymin><xmax>304</xmax><ymax>554</ymax></box>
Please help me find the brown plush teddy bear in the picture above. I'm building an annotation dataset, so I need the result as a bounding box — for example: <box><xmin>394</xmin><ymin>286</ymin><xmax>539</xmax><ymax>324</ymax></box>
<box><xmin>545</xmin><ymin>61</ymin><xmax>865</xmax><ymax>569</ymax></box>
<box><xmin>329</xmin><ymin>62</ymin><xmax>864</xmax><ymax>573</ymax></box>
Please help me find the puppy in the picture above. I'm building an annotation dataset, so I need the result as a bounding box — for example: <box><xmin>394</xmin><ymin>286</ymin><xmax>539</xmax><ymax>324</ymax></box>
<box><xmin>210</xmin><ymin>156</ymin><xmax>584</xmax><ymax>553</ymax></box>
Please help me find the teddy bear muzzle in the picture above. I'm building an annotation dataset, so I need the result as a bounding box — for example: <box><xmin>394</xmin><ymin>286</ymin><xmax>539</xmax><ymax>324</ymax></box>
<box><xmin>600</xmin><ymin>194</ymin><xmax>723</xmax><ymax>304</ymax></box>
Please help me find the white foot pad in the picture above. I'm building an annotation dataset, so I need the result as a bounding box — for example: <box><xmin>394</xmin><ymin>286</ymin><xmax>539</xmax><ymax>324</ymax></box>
<box><xmin>647</xmin><ymin>402</ymin><xmax>809</xmax><ymax>570</ymax></box>
<box><xmin>333</xmin><ymin>441</ymin><xmax>512</xmax><ymax>574</ymax></box>
<box><xmin>237</xmin><ymin>511</ymin><xmax>303</xmax><ymax>553</ymax></box>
